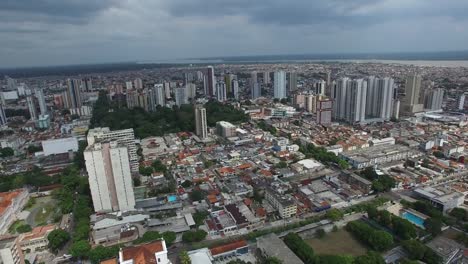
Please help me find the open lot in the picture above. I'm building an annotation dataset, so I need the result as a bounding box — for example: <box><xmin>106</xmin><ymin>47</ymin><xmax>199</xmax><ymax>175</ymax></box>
<box><xmin>24</xmin><ymin>196</ymin><xmax>59</xmax><ymax>227</ymax></box>
<box><xmin>306</xmin><ymin>229</ymin><xmax>368</xmax><ymax>256</ymax></box>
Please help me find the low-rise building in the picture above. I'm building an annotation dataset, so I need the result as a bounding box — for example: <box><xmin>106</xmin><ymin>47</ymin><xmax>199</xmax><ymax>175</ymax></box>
<box><xmin>0</xmin><ymin>235</ymin><xmax>24</xmax><ymax>264</ymax></box>
<box><xmin>119</xmin><ymin>239</ymin><xmax>171</xmax><ymax>264</ymax></box>
<box><xmin>0</xmin><ymin>189</ymin><xmax>28</xmax><ymax>235</ymax></box>
<box><xmin>257</xmin><ymin>233</ymin><xmax>303</xmax><ymax>264</ymax></box>
<box><xmin>414</xmin><ymin>186</ymin><xmax>464</xmax><ymax>212</ymax></box>
<box><xmin>19</xmin><ymin>224</ymin><xmax>56</xmax><ymax>253</ymax></box>
<box><xmin>265</xmin><ymin>188</ymin><xmax>297</xmax><ymax>218</ymax></box>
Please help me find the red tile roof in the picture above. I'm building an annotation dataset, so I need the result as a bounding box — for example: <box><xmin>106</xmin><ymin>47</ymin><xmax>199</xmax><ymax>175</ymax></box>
<box><xmin>122</xmin><ymin>240</ymin><xmax>164</xmax><ymax>264</ymax></box>
<box><xmin>209</xmin><ymin>240</ymin><xmax>248</xmax><ymax>256</ymax></box>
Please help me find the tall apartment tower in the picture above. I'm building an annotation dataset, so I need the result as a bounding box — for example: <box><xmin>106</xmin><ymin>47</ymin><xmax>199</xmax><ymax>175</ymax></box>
<box><xmin>26</xmin><ymin>90</ymin><xmax>37</xmax><ymax>121</ymax></box>
<box><xmin>195</xmin><ymin>105</ymin><xmax>208</xmax><ymax>139</ymax></box>
<box><xmin>263</xmin><ymin>72</ymin><xmax>270</xmax><ymax>84</ymax></box>
<box><xmin>174</xmin><ymin>87</ymin><xmax>188</xmax><ymax>106</ymax></box>
<box><xmin>458</xmin><ymin>94</ymin><xmax>466</xmax><ymax>110</ymax></box>
<box><xmin>216</xmin><ymin>82</ymin><xmax>227</xmax><ymax>102</ymax></box>
<box><xmin>0</xmin><ymin>104</ymin><xmax>7</xmax><ymax>126</ymax></box>
<box><xmin>365</xmin><ymin>77</ymin><xmax>394</xmax><ymax>120</ymax></box>
<box><xmin>332</xmin><ymin>78</ymin><xmax>367</xmax><ymax>123</ymax></box>
<box><xmin>148</xmin><ymin>84</ymin><xmax>165</xmax><ymax>111</ymax></box>
<box><xmin>288</xmin><ymin>72</ymin><xmax>298</xmax><ymax>93</ymax></box>
<box><xmin>315</xmin><ymin>80</ymin><xmax>326</xmax><ymax>96</ymax></box>
<box><xmin>232</xmin><ymin>80</ymin><xmax>239</xmax><ymax>100</ymax></box>
<box><xmin>35</xmin><ymin>88</ymin><xmax>47</xmax><ymax>115</ymax></box>
<box><xmin>65</xmin><ymin>79</ymin><xmax>83</xmax><ymax>109</ymax></box>
<box><xmin>424</xmin><ymin>88</ymin><xmax>444</xmax><ymax>111</ymax></box>
<box><xmin>87</xmin><ymin>127</ymin><xmax>139</xmax><ymax>172</ymax></box>
<box><xmin>206</xmin><ymin>66</ymin><xmax>216</xmax><ymax>97</ymax></box>
<box><xmin>402</xmin><ymin>75</ymin><xmax>423</xmax><ymax>114</ymax></box>
<box><xmin>273</xmin><ymin>71</ymin><xmax>287</xmax><ymax>99</ymax></box>
<box><xmin>85</xmin><ymin>141</ymin><xmax>136</xmax><ymax>212</ymax></box>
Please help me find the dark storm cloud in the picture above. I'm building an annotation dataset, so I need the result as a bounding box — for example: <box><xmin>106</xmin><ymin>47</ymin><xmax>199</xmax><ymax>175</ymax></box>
<box><xmin>0</xmin><ymin>0</ymin><xmax>118</xmax><ymax>23</ymax></box>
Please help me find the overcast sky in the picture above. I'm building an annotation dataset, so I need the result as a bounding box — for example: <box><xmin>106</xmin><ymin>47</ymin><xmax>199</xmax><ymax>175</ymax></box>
<box><xmin>1</xmin><ymin>0</ymin><xmax>468</xmax><ymax>68</ymax></box>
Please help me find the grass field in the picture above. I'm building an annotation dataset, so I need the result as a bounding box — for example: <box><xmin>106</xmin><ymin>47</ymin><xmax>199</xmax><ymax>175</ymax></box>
<box><xmin>25</xmin><ymin>196</ymin><xmax>59</xmax><ymax>227</ymax></box>
<box><xmin>306</xmin><ymin>229</ymin><xmax>368</xmax><ymax>256</ymax></box>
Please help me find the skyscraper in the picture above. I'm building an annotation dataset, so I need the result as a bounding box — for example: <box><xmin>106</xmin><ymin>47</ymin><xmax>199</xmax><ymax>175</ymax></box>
<box><xmin>195</xmin><ymin>105</ymin><xmax>208</xmax><ymax>139</ymax></box>
<box><xmin>216</xmin><ymin>82</ymin><xmax>227</xmax><ymax>102</ymax></box>
<box><xmin>174</xmin><ymin>87</ymin><xmax>188</xmax><ymax>106</ymax></box>
<box><xmin>402</xmin><ymin>75</ymin><xmax>423</xmax><ymax>114</ymax></box>
<box><xmin>332</xmin><ymin>78</ymin><xmax>367</xmax><ymax>123</ymax></box>
<box><xmin>0</xmin><ymin>104</ymin><xmax>7</xmax><ymax>126</ymax></box>
<box><xmin>134</xmin><ymin>78</ymin><xmax>143</xmax><ymax>89</ymax></box>
<box><xmin>274</xmin><ymin>71</ymin><xmax>287</xmax><ymax>99</ymax></box>
<box><xmin>224</xmin><ymin>74</ymin><xmax>235</xmax><ymax>97</ymax></box>
<box><xmin>263</xmin><ymin>72</ymin><xmax>270</xmax><ymax>84</ymax></box>
<box><xmin>65</xmin><ymin>79</ymin><xmax>83</xmax><ymax>109</ymax></box>
<box><xmin>26</xmin><ymin>90</ymin><xmax>37</xmax><ymax>121</ymax></box>
<box><xmin>206</xmin><ymin>66</ymin><xmax>216</xmax><ymax>97</ymax></box>
<box><xmin>288</xmin><ymin>72</ymin><xmax>297</xmax><ymax>93</ymax></box>
<box><xmin>83</xmin><ymin>78</ymin><xmax>93</xmax><ymax>92</ymax></box>
<box><xmin>315</xmin><ymin>80</ymin><xmax>326</xmax><ymax>96</ymax></box>
<box><xmin>35</xmin><ymin>88</ymin><xmax>47</xmax><ymax>116</ymax></box>
<box><xmin>85</xmin><ymin>141</ymin><xmax>136</xmax><ymax>212</ymax></box>
<box><xmin>232</xmin><ymin>80</ymin><xmax>239</xmax><ymax>100</ymax></box>
<box><xmin>251</xmin><ymin>83</ymin><xmax>260</xmax><ymax>100</ymax></box>
<box><xmin>148</xmin><ymin>84</ymin><xmax>165</xmax><ymax>111</ymax></box>
<box><xmin>316</xmin><ymin>99</ymin><xmax>333</xmax><ymax>125</ymax></box>
<box><xmin>251</xmin><ymin>71</ymin><xmax>258</xmax><ymax>85</ymax></box>
<box><xmin>6</xmin><ymin>76</ymin><xmax>17</xmax><ymax>91</ymax></box>
<box><xmin>365</xmin><ymin>77</ymin><xmax>394</xmax><ymax>120</ymax></box>
<box><xmin>87</xmin><ymin>127</ymin><xmax>139</xmax><ymax>172</ymax></box>
<box><xmin>424</xmin><ymin>88</ymin><xmax>444</xmax><ymax>110</ymax></box>
<box><xmin>458</xmin><ymin>94</ymin><xmax>466</xmax><ymax>110</ymax></box>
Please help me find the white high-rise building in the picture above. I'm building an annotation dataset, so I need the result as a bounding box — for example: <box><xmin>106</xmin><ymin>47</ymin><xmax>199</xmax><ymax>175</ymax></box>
<box><xmin>85</xmin><ymin>141</ymin><xmax>135</xmax><ymax>212</ymax></box>
<box><xmin>153</xmin><ymin>84</ymin><xmax>165</xmax><ymax>107</ymax></box>
<box><xmin>232</xmin><ymin>80</ymin><xmax>239</xmax><ymax>100</ymax></box>
<box><xmin>35</xmin><ymin>88</ymin><xmax>47</xmax><ymax>115</ymax></box>
<box><xmin>125</xmin><ymin>81</ymin><xmax>133</xmax><ymax>90</ymax></box>
<box><xmin>274</xmin><ymin>71</ymin><xmax>287</xmax><ymax>99</ymax></box>
<box><xmin>263</xmin><ymin>72</ymin><xmax>270</xmax><ymax>84</ymax></box>
<box><xmin>163</xmin><ymin>82</ymin><xmax>171</xmax><ymax>98</ymax></box>
<box><xmin>174</xmin><ymin>87</ymin><xmax>188</xmax><ymax>106</ymax></box>
<box><xmin>185</xmin><ymin>83</ymin><xmax>196</xmax><ymax>99</ymax></box>
<box><xmin>251</xmin><ymin>83</ymin><xmax>260</xmax><ymax>100</ymax></box>
<box><xmin>315</xmin><ymin>80</ymin><xmax>326</xmax><ymax>96</ymax></box>
<box><xmin>365</xmin><ymin>77</ymin><xmax>394</xmax><ymax>120</ymax></box>
<box><xmin>206</xmin><ymin>66</ymin><xmax>216</xmax><ymax>97</ymax></box>
<box><xmin>305</xmin><ymin>94</ymin><xmax>317</xmax><ymax>113</ymax></box>
<box><xmin>65</xmin><ymin>79</ymin><xmax>83</xmax><ymax>109</ymax></box>
<box><xmin>195</xmin><ymin>105</ymin><xmax>208</xmax><ymax>139</ymax></box>
<box><xmin>133</xmin><ymin>78</ymin><xmax>143</xmax><ymax>89</ymax></box>
<box><xmin>332</xmin><ymin>78</ymin><xmax>367</xmax><ymax>123</ymax></box>
<box><xmin>87</xmin><ymin>127</ymin><xmax>138</xmax><ymax>172</ymax></box>
<box><xmin>216</xmin><ymin>82</ymin><xmax>227</xmax><ymax>102</ymax></box>
<box><xmin>458</xmin><ymin>94</ymin><xmax>466</xmax><ymax>110</ymax></box>
<box><xmin>424</xmin><ymin>88</ymin><xmax>444</xmax><ymax>111</ymax></box>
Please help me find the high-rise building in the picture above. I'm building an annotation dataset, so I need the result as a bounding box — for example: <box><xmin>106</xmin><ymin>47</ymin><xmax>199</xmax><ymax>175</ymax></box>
<box><xmin>458</xmin><ymin>94</ymin><xmax>466</xmax><ymax>110</ymax></box>
<box><xmin>85</xmin><ymin>141</ymin><xmax>135</xmax><ymax>212</ymax></box>
<box><xmin>263</xmin><ymin>72</ymin><xmax>270</xmax><ymax>84</ymax></box>
<box><xmin>224</xmin><ymin>74</ymin><xmax>235</xmax><ymax>97</ymax></box>
<box><xmin>424</xmin><ymin>88</ymin><xmax>444</xmax><ymax>111</ymax></box>
<box><xmin>365</xmin><ymin>77</ymin><xmax>394</xmax><ymax>120</ymax></box>
<box><xmin>185</xmin><ymin>83</ymin><xmax>196</xmax><ymax>99</ymax></box>
<box><xmin>325</xmin><ymin>71</ymin><xmax>332</xmax><ymax>96</ymax></box>
<box><xmin>402</xmin><ymin>75</ymin><xmax>424</xmax><ymax>114</ymax></box>
<box><xmin>332</xmin><ymin>78</ymin><xmax>367</xmax><ymax>123</ymax></box>
<box><xmin>316</xmin><ymin>99</ymin><xmax>333</xmax><ymax>125</ymax></box>
<box><xmin>148</xmin><ymin>84</ymin><xmax>165</xmax><ymax>111</ymax></box>
<box><xmin>274</xmin><ymin>71</ymin><xmax>287</xmax><ymax>99</ymax></box>
<box><xmin>315</xmin><ymin>80</ymin><xmax>326</xmax><ymax>96</ymax></box>
<box><xmin>288</xmin><ymin>72</ymin><xmax>297</xmax><ymax>93</ymax></box>
<box><xmin>26</xmin><ymin>91</ymin><xmax>37</xmax><ymax>121</ymax></box>
<box><xmin>196</xmin><ymin>71</ymin><xmax>204</xmax><ymax>81</ymax></box>
<box><xmin>83</xmin><ymin>78</ymin><xmax>93</xmax><ymax>92</ymax></box>
<box><xmin>6</xmin><ymin>76</ymin><xmax>17</xmax><ymax>91</ymax></box>
<box><xmin>206</xmin><ymin>66</ymin><xmax>216</xmax><ymax>97</ymax></box>
<box><xmin>305</xmin><ymin>94</ymin><xmax>317</xmax><ymax>113</ymax></box>
<box><xmin>174</xmin><ymin>87</ymin><xmax>188</xmax><ymax>106</ymax></box>
<box><xmin>216</xmin><ymin>121</ymin><xmax>237</xmax><ymax>138</ymax></box>
<box><xmin>125</xmin><ymin>81</ymin><xmax>133</xmax><ymax>90</ymax></box>
<box><xmin>87</xmin><ymin>127</ymin><xmax>139</xmax><ymax>172</ymax></box>
<box><xmin>35</xmin><ymin>88</ymin><xmax>47</xmax><ymax>116</ymax></box>
<box><xmin>232</xmin><ymin>80</ymin><xmax>239</xmax><ymax>100</ymax></box>
<box><xmin>195</xmin><ymin>105</ymin><xmax>208</xmax><ymax>139</ymax></box>
<box><xmin>251</xmin><ymin>71</ymin><xmax>258</xmax><ymax>86</ymax></box>
<box><xmin>251</xmin><ymin>83</ymin><xmax>260</xmax><ymax>100</ymax></box>
<box><xmin>65</xmin><ymin>79</ymin><xmax>83</xmax><ymax>109</ymax></box>
<box><xmin>216</xmin><ymin>82</ymin><xmax>227</xmax><ymax>102</ymax></box>
<box><xmin>133</xmin><ymin>78</ymin><xmax>143</xmax><ymax>89</ymax></box>
<box><xmin>0</xmin><ymin>104</ymin><xmax>7</xmax><ymax>126</ymax></box>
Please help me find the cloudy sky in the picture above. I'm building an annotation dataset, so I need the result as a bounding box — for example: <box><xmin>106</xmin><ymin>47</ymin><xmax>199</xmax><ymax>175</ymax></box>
<box><xmin>1</xmin><ymin>0</ymin><xmax>468</xmax><ymax>67</ymax></box>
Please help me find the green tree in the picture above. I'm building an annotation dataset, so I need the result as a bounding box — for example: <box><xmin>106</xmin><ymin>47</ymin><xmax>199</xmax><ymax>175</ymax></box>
<box><xmin>0</xmin><ymin>147</ymin><xmax>14</xmax><ymax>157</ymax></box>
<box><xmin>264</xmin><ymin>257</ymin><xmax>282</xmax><ymax>264</ymax></box>
<box><xmin>47</xmin><ymin>229</ymin><xmax>70</xmax><ymax>251</ymax></box>
<box><xmin>193</xmin><ymin>211</ymin><xmax>209</xmax><ymax>227</ymax></box>
<box><xmin>162</xmin><ymin>231</ymin><xmax>177</xmax><ymax>246</ymax></box>
<box><xmin>152</xmin><ymin>160</ymin><xmax>167</xmax><ymax>172</ymax></box>
<box><xmin>275</xmin><ymin>161</ymin><xmax>288</xmax><ymax>169</ymax></box>
<box><xmin>316</xmin><ymin>228</ymin><xmax>326</xmax><ymax>238</ymax></box>
<box><xmin>402</xmin><ymin>240</ymin><xmax>427</xmax><ymax>260</ymax></box>
<box><xmin>182</xmin><ymin>230</ymin><xmax>207</xmax><ymax>243</ymax></box>
<box><xmin>283</xmin><ymin>233</ymin><xmax>315</xmax><ymax>264</ymax></box>
<box><xmin>424</xmin><ymin>218</ymin><xmax>443</xmax><ymax>236</ymax></box>
<box><xmin>354</xmin><ymin>251</ymin><xmax>385</xmax><ymax>264</ymax></box>
<box><xmin>316</xmin><ymin>255</ymin><xmax>353</xmax><ymax>264</ymax></box>
<box><xmin>325</xmin><ymin>208</ymin><xmax>344</xmax><ymax>221</ymax></box>
<box><xmin>181</xmin><ymin>180</ymin><xmax>192</xmax><ymax>188</ymax></box>
<box><xmin>190</xmin><ymin>190</ymin><xmax>205</xmax><ymax>202</ymax></box>
<box><xmin>392</xmin><ymin>217</ymin><xmax>417</xmax><ymax>240</ymax></box>
<box><xmin>69</xmin><ymin>240</ymin><xmax>91</xmax><ymax>259</ymax></box>
<box><xmin>179</xmin><ymin>251</ymin><xmax>191</xmax><ymax>264</ymax></box>
<box><xmin>16</xmin><ymin>224</ymin><xmax>32</xmax><ymax>233</ymax></box>
<box><xmin>139</xmin><ymin>166</ymin><xmax>153</xmax><ymax>176</ymax></box>
<box><xmin>89</xmin><ymin>245</ymin><xmax>119</xmax><ymax>264</ymax></box>
<box><xmin>450</xmin><ymin>208</ymin><xmax>467</xmax><ymax>221</ymax></box>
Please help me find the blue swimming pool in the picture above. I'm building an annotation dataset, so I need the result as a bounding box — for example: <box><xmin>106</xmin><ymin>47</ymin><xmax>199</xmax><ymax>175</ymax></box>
<box><xmin>402</xmin><ymin>211</ymin><xmax>425</xmax><ymax>228</ymax></box>
<box><xmin>168</xmin><ymin>195</ymin><xmax>177</xmax><ymax>202</ymax></box>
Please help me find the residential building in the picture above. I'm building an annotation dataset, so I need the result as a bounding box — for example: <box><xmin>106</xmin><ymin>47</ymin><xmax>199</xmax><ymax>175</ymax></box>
<box><xmin>316</xmin><ymin>99</ymin><xmax>332</xmax><ymax>125</ymax></box>
<box><xmin>315</xmin><ymin>80</ymin><xmax>326</xmax><ymax>96</ymax></box>
<box><xmin>263</xmin><ymin>71</ymin><xmax>270</xmax><ymax>84</ymax></box>
<box><xmin>216</xmin><ymin>121</ymin><xmax>237</xmax><ymax>138</ymax></box>
<box><xmin>35</xmin><ymin>88</ymin><xmax>47</xmax><ymax>115</ymax></box>
<box><xmin>332</xmin><ymin>78</ymin><xmax>367</xmax><ymax>123</ymax></box>
<box><xmin>257</xmin><ymin>234</ymin><xmax>303</xmax><ymax>264</ymax></box>
<box><xmin>216</xmin><ymin>82</ymin><xmax>227</xmax><ymax>102</ymax></box>
<box><xmin>365</xmin><ymin>77</ymin><xmax>394</xmax><ymax>120</ymax></box>
<box><xmin>119</xmin><ymin>239</ymin><xmax>171</xmax><ymax>264</ymax></box>
<box><xmin>0</xmin><ymin>235</ymin><xmax>25</xmax><ymax>264</ymax></box>
<box><xmin>195</xmin><ymin>105</ymin><xmax>208</xmax><ymax>139</ymax></box>
<box><xmin>87</xmin><ymin>127</ymin><xmax>138</xmax><ymax>172</ymax></box>
<box><xmin>232</xmin><ymin>80</ymin><xmax>239</xmax><ymax>100</ymax></box>
<box><xmin>65</xmin><ymin>79</ymin><xmax>83</xmax><ymax>109</ymax></box>
<box><xmin>274</xmin><ymin>71</ymin><xmax>287</xmax><ymax>99</ymax></box>
<box><xmin>206</xmin><ymin>66</ymin><xmax>216</xmax><ymax>97</ymax></box>
<box><xmin>251</xmin><ymin>83</ymin><xmax>260</xmax><ymax>100</ymax></box>
<box><xmin>402</xmin><ymin>74</ymin><xmax>424</xmax><ymax>114</ymax></box>
<box><xmin>288</xmin><ymin>72</ymin><xmax>297</xmax><ymax>93</ymax></box>
<box><xmin>0</xmin><ymin>104</ymin><xmax>7</xmax><ymax>126</ymax></box>
<box><xmin>458</xmin><ymin>94</ymin><xmax>465</xmax><ymax>110</ymax></box>
<box><xmin>85</xmin><ymin>141</ymin><xmax>136</xmax><ymax>212</ymax></box>
<box><xmin>174</xmin><ymin>87</ymin><xmax>188</xmax><ymax>106</ymax></box>
<box><xmin>424</xmin><ymin>88</ymin><xmax>444</xmax><ymax>111</ymax></box>
<box><xmin>265</xmin><ymin>188</ymin><xmax>297</xmax><ymax>218</ymax></box>
<box><xmin>37</xmin><ymin>114</ymin><xmax>50</xmax><ymax>129</ymax></box>
<box><xmin>148</xmin><ymin>84</ymin><xmax>165</xmax><ymax>111</ymax></box>
<box><xmin>25</xmin><ymin>92</ymin><xmax>37</xmax><ymax>121</ymax></box>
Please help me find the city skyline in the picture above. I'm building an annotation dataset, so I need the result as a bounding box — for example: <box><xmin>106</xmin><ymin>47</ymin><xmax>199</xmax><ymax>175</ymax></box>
<box><xmin>2</xmin><ymin>0</ymin><xmax>468</xmax><ymax>67</ymax></box>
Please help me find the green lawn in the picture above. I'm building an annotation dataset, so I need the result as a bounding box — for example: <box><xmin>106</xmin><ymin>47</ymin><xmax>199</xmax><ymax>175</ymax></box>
<box><xmin>306</xmin><ymin>229</ymin><xmax>368</xmax><ymax>256</ymax></box>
